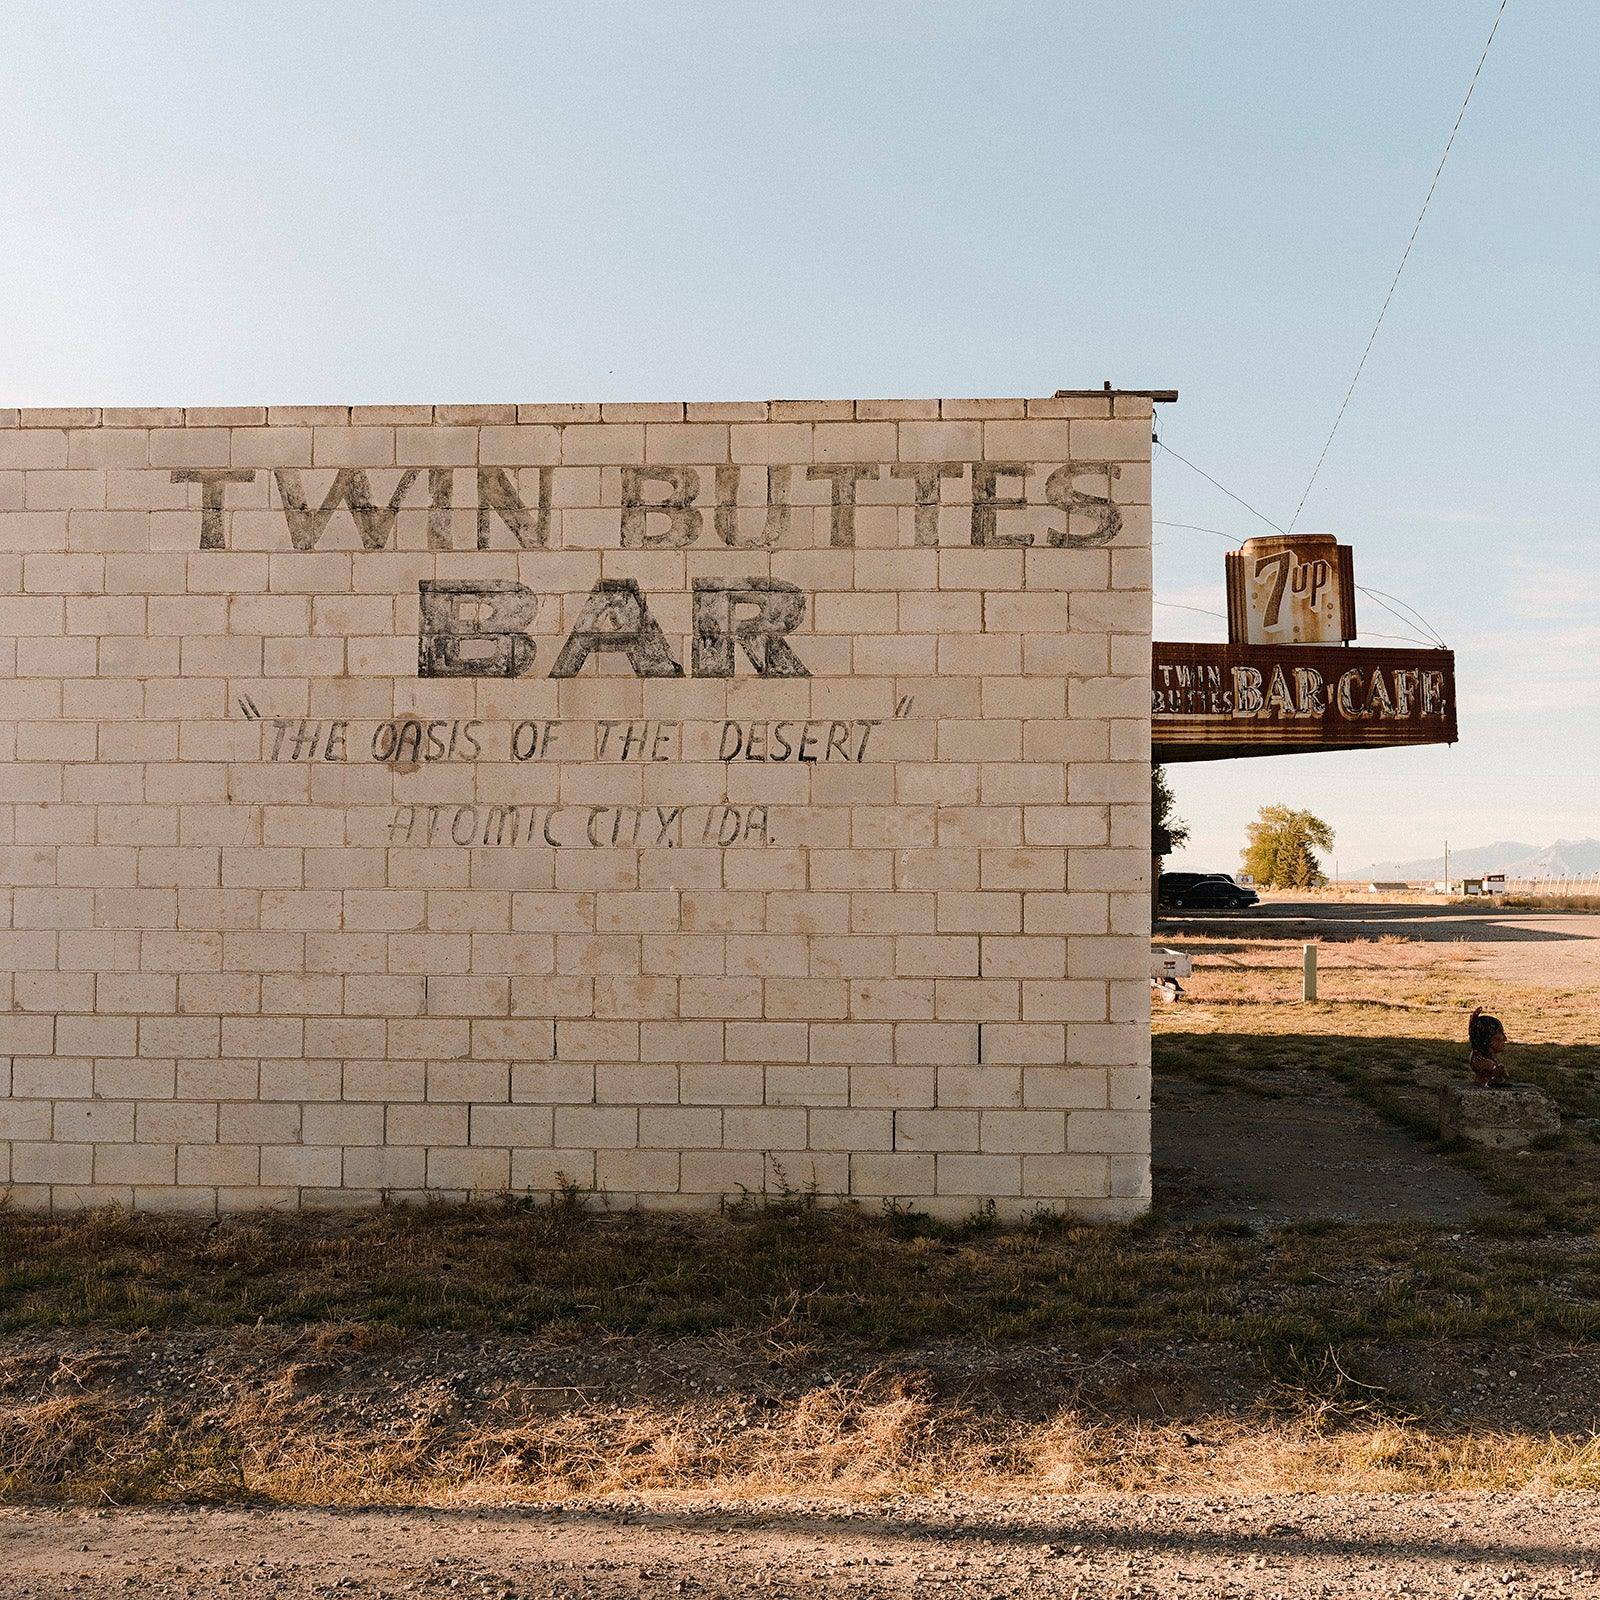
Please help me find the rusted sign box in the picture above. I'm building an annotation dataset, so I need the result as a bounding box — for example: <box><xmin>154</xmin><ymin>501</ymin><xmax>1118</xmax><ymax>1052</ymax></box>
<box><xmin>1151</xmin><ymin>641</ymin><xmax>1457</xmax><ymax>763</ymax></box>
<box><xmin>1225</xmin><ymin>533</ymin><xmax>1357</xmax><ymax>645</ymax></box>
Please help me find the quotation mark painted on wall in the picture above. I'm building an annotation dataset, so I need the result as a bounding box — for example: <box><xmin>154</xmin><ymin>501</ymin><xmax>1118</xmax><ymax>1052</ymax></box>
<box><xmin>895</xmin><ymin>695</ymin><xmax>915</xmax><ymax>719</ymax></box>
<box><xmin>237</xmin><ymin>695</ymin><xmax>261</xmax><ymax>720</ymax></box>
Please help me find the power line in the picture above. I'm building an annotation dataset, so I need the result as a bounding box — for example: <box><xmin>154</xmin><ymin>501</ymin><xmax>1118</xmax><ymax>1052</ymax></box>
<box><xmin>1360</xmin><ymin>627</ymin><xmax>1443</xmax><ymax>648</ymax></box>
<box><xmin>1361</xmin><ymin>584</ymin><xmax>1447</xmax><ymax>647</ymax></box>
<box><xmin>1355</xmin><ymin>584</ymin><xmax>1448</xmax><ymax>647</ymax></box>
<box><xmin>1154</xmin><ymin>599</ymin><xmax>1228</xmax><ymax>621</ymax></box>
<box><xmin>1287</xmin><ymin>0</ymin><xmax>1510</xmax><ymax>532</ymax></box>
<box><xmin>1153</xmin><ymin>519</ymin><xmax>1243</xmax><ymax>546</ymax></box>
<box><xmin>1156</xmin><ymin>599</ymin><xmax>1430</xmax><ymax>648</ymax></box>
<box><xmin>1155</xmin><ymin>439</ymin><xmax>1287</xmax><ymax>534</ymax></box>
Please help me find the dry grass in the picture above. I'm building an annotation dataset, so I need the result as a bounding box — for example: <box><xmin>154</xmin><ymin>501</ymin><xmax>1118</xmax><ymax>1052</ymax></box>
<box><xmin>5</xmin><ymin>1365</ymin><xmax>1598</xmax><ymax>1506</ymax></box>
<box><xmin>2</xmin><ymin>1196</ymin><xmax>1597</xmax><ymax>1505</ymax></box>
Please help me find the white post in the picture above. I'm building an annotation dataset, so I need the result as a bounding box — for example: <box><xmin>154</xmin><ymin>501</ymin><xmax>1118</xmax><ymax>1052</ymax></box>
<box><xmin>1303</xmin><ymin>942</ymin><xmax>1318</xmax><ymax>1003</ymax></box>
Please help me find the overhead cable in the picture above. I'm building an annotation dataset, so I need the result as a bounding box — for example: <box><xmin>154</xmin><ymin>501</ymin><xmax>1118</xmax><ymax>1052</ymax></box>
<box><xmin>1287</xmin><ymin>0</ymin><xmax>1510</xmax><ymax>532</ymax></box>
<box><xmin>1154</xmin><ymin>439</ymin><xmax>1286</xmax><ymax>534</ymax></box>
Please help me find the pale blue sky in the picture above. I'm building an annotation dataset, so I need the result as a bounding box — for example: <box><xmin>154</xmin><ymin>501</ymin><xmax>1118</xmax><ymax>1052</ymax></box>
<box><xmin>3</xmin><ymin>1</ymin><xmax>1593</xmax><ymax>872</ymax></box>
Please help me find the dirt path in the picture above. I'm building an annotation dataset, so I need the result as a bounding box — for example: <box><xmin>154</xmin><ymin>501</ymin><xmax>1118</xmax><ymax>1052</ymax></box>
<box><xmin>5</xmin><ymin>1497</ymin><xmax>1598</xmax><ymax>1598</ymax></box>
<box><xmin>1156</xmin><ymin>1071</ymin><xmax>1496</xmax><ymax>1222</ymax></box>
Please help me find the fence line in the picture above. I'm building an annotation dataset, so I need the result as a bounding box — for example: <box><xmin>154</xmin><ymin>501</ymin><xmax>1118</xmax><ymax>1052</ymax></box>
<box><xmin>1500</xmin><ymin>874</ymin><xmax>1600</xmax><ymax>899</ymax></box>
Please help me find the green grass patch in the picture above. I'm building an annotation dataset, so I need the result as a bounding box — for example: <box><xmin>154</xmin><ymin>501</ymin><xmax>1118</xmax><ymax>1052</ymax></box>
<box><xmin>2</xmin><ymin>1199</ymin><xmax>1597</xmax><ymax>1352</ymax></box>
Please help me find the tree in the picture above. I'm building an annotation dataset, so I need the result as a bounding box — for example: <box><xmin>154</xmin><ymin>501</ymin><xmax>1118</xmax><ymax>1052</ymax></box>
<box><xmin>1242</xmin><ymin>804</ymin><xmax>1335</xmax><ymax>889</ymax></box>
<box><xmin>1152</xmin><ymin>765</ymin><xmax>1189</xmax><ymax>849</ymax></box>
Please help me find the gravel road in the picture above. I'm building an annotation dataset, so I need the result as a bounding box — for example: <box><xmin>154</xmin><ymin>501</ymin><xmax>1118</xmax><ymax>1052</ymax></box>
<box><xmin>5</xmin><ymin>1495</ymin><xmax>1599</xmax><ymax>1598</ymax></box>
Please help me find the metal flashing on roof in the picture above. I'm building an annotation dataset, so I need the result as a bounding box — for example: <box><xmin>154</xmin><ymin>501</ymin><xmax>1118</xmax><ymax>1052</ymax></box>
<box><xmin>1055</xmin><ymin>387</ymin><xmax>1179</xmax><ymax>402</ymax></box>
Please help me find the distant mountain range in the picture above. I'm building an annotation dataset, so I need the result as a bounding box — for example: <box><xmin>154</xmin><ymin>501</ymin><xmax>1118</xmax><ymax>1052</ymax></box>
<box><xmin>1354</xmin><ymin>838</ymin><xmax>1600</xmax><ymax>882</ymax></box>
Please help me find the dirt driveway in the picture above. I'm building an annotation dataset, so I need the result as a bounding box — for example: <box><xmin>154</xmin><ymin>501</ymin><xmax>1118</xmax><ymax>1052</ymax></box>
<box><xmin>6</xmin><ymin>1497</ymin><xmax>1600</xmax><ymax>1599</ymax></box>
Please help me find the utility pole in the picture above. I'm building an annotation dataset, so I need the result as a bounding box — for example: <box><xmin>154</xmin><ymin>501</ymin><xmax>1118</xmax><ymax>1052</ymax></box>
<box><xmin>1444</xmin><ymin>839</ymin><xmax>1450</xmax><ymax>892</ymax></box>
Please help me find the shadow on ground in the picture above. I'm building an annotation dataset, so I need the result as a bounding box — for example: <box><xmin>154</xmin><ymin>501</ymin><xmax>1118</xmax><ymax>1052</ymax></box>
<box><xmin>1155</xmin><ymin>1066</ymin><xmax>1494</xmax><ymax>1224</ymax></box>
<box><xmin>1155</xmin><ymin>1030</ymin><xmax>1600</xmax><ymax>1228</ymax></box>
<box><xmin>8</xmin><ymin>1497</ymin><xmax>1600</xmax><ymax>1600</ymax></box>
<box><xmin>1160</xmin><ymin>900</ymin><xmax>1600</xmax><ymax>946</ymax></box>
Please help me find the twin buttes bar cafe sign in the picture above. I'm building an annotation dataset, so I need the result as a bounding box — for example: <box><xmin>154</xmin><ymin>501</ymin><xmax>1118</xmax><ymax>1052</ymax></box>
<box><xmin>1152</xmin><ymin>532</ymin><xmax>1457</xmax><ymax>763</ymax></box>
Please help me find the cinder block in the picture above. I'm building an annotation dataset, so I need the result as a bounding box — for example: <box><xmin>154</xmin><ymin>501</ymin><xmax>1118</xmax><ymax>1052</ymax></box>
<box><xmin>594</xmin><ymin>1064</ymin><xmax>679</xmax><ymax>1104</ymax></box>
<box><xmin>722</xmin><ymin>1106</ymin><xmax>808</xmax><ymax>1151</ymax></box>
<box><xmin>386</xmin><ymin>1104</ymin><xmax>468</xmax><ymax>1146</ymax></box>
<box><xmin>259</xmin><ymin>1145</ymin><xmax>344</xmax><ymax>1188</ymax></box>
<box><xmin>680</xmin><ymin>1064</ymin><xmax>764</xmax><ymax>1106</ymax></box>
<box><xmin>177</xmin><ymin>1144</ymin><xmax>261</xmax><ymax>1186</ymax></box>
<box><xmin>426</xmin><ymin>1146</ymin><xmax>510</xmax><ymax>1192</ymax></box>
<box><xmin>137</xmin><ymin>1102</ymin><xmax>218</xmax><ymax>1144</ymax></box>
<box><xmin>426</xmin><ymin>1061</ymin><xmax>511</xmax><ymax>1102</ymax></box>
<box><xmin>935</xmin><ymin>1066</ymin><xmax>1024</xmax><ymax>1108</ymax></box>
<box><xmin>0</xmin><ymin>1101</ymin><xmax>55</xmax><ymax>1140</ymax></box>
<box><xmin>12</xmin><ymin>1059</ymin><xmax>91</xmax><ymax>1099</ymax></box>
<box><xmin>1066</xmin><ymin>1110</ymin><xmax>1151</xmax><ymax>1155</ymax></box>
<box><xmin>511</xmin><ymin>1062</ymin><xmax>596</xmax><ymax>1104</ymax></box>
<box><xmin>679</xmin><ymin>1150</ymin><xmax>765</xmax><ymax>1194</ymax></box>
<box><xmin>13</xmin><ymin>1143</ymin><xmax>94</xmax><ymax>1184</ymax></box>
<box><xmin>893</xmin><ymin>1108</ymin><xmax>979</xmax><ymax>1152</ymax></box>
<box><xmin>1022</xmin><ymin>1153</ymin><xmax>1113</xmax><ymax>1199</ymax></box>
<box><xmin>553</xmin><ymin>1105</ymin><xmax>638</xmax><ymax>1148</ymax></box>
<box><xmin>1109</xmin><ymin>1065</ymin><xmax>1151</xmax><ymax>1110</ymax></box>
<box><xmin>470</xmin><ymin>1104</ymin><xmax>555</xmax><ymax>1147</ymax></box>
<box><xmin>176</xmin><ymin>1060</ymin><xmax>258</xmax><ymax>1100</ymax></box>
<box><xmin>343</xmin><ymin>1146</ymin><xmax>427</xmax><ymax>1189</ymax></box>
<box><xmin>1022</xmin><ymin>1067</ymin><xmax>1108</xmax><ymax>1109</ymax></box>
<box><xmin>51</xmin><ymin>1184</ymin><xmax>135</xmax><ymax>1211</ymax></box>
<box><xmin>849</xmin><ymin>1065</ymin><xmax>936</xmax><ymax>1108</ymax></box>
<box><xmin>935</xmin><ymin>1153</ymin><xmax>1022</xmax><ymax>1196</ymax></box>
<box><xmin>219</xmin><ymin>1102</ymin><xmax>301</xmax><ymax>1144</ymax></box>
<box><xmin>848</xmin><ymin>1151</ymin><xmax>935</xmax><ymax>1197</ymax></box>
<box><xmin>511</xmin><ymin>1148</ymin><xmax>597</xmax><ymax>1191</ymax></box>
<box><xmin>301</xmin><ymin>1104</ymin><xmax>385</xmax><ymax>1146</ymax></box>
<box><xmin>343</xmin><ymin>1060</ymin><xmax>426</xmax><ymax>1102</ymax></box>
<box><xmin>95</xmin><ymin>1143</ymin><xmax>177</xmax><ymax>1184</ymax></box>
<box><xmin>596</xmin><ymin>1149</ymin><xmax>680</xmax><ymax>1193</ymax></box>
<box><xmin>979</xmin><ymin>1109</ymin><xmax>1067</xmax><ymax>1154</ymax></box>
<box><xmin>554</xmin><ymin>1020</ymin><xmax>640</xmax><ymax>1062</ymax></box>
<box><xmin>129</xmin><ymin>1185</ymin><xmax>219</xmax><ymax>1214</ymax></box>
<box><xmin>53</xmin><ymin>1101</ymin><xmax>135</xmax><ymax>1142</ymax></box>
<box><xmin>808</xmin><ymin>1107</ymin><xmax>893</xmax><ymax>1151</ymax></box>
<box><xmin>1108</xmin><ymin>1154</ymin><xmax>1151</xmax><ymax>1200</ymax></box>
<box><xmin>763</xmin><ymin>1063</ymin><xmax>849</xmax><ymax>1106</ymax></box>
<box><xmin>639</xmin><ymin>1106</ymin><xmax>721</xmax><ymax>1148</ymax></box>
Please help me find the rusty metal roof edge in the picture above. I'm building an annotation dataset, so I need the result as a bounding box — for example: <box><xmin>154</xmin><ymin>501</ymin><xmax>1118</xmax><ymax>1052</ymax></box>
<box><xmin>1055</xmin><ymin>387</ymin><xmax>1179</xmax><ymax>402</ymax></box>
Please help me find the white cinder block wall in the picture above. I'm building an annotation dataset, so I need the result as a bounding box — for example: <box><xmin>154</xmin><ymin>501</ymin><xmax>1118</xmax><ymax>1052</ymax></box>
<box><xmin>0</xmin><ymin>397</ymin><xmax>1153</xmax><ymax>1218</ymax></box>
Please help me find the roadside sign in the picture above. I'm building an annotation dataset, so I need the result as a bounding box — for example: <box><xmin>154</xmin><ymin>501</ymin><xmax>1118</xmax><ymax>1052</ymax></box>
<box><xmin>1151</xmin><ymin>642</ymin><xmax>1456</xmax><ymax>762</ymax></box>
<box><xmin>1225</xmin><ymin>534</ymin><xmax>1356</xmax><ymax>646</ymax></box>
